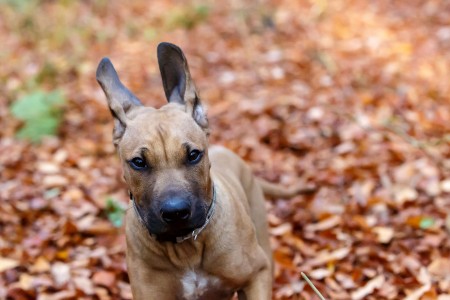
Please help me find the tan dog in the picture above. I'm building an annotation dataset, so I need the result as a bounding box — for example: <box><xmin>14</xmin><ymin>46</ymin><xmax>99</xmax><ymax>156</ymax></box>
<box><xmin>96</xmin><ymin>43</ymin><xmax>305</xmax><ymax>300</ymax></box>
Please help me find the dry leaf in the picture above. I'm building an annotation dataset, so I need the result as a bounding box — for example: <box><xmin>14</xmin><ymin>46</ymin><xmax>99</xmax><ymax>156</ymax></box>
<box><xmin>351</xmin><ymin>275</ymin><xmax>385</xmax><ymax>300</ymax></box>
<box><xmin>0</xmin><ymin>257</ymin><xmax>19</xmax><ymax>272</ymax></box>
<box><xmin>373</xmin><ymin>226</ymin><xmax>394</xmax><ymax>244</ymax></box>
<box><xmin>404</xmin><ymin>283</ymin><xmax>431</xmax><ymax>300</ymax></box>
<box><xmin>269</xmin><ymin>223</ymin><xmax>292</xmax><ymax>236</ymax></box>
<box><xmin>93</xmin><ymin>270</ymin><xmax>116</xmax><ymax>287</ymax></box>
<box><xmin>428</xmin><ymin>258</ymin><xmax>450</xmax><ymax>278</ymax></box>
<box><xmin>1</xmin><ymin>1</ymin><xmax>449</xmax><ymax>299</ymax></box>
<box><xmin>309</xmin><ymin>268</ymin><xmax>332</xmax><ymax>279</ymax></box>
<box><xmin>305</xmin><ymin>215</ymin><xmax>341</xmax><ymax>232</ymax></box>
<box><xmin>73</xmin><ymin>276</ymin><xmax>95</xmax><ymax>295</ymax></box>
<box><xmin>51</xmin><ymin>262</ymin><xmax>71</xmax><ymax>286</ymax></box>
<box><xmin>306</xmin><ymin>247</ymin><xmax>351</xmax><ymax>267</ymax></box>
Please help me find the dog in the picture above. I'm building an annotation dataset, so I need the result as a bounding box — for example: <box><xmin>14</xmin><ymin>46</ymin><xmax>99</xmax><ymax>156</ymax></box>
<box><xmin>96</xmin><ymin>42</ymin><xmax>308</xmax><ymax>300</ymax></box>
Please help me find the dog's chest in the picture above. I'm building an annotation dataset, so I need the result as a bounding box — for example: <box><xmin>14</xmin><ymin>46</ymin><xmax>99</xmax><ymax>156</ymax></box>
<box><xmin>180</xmin><ymin>270</ymin><xmax>232</xmax><ymax>300</ymax></box>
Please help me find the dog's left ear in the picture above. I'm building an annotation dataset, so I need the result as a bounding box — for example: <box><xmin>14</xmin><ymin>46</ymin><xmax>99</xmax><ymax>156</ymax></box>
<box><xmin>157</xmin><ymin>42</ymin><xmax>208</xmax><ymax>129</ymax></box>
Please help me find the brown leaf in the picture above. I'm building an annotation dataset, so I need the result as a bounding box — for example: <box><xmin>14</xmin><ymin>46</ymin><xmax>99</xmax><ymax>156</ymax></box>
<box><xmin>372</xmin><ymin>226</ymin><xmax>394</xmax><ymax>244</ymax></box>
<box><xmin>73</xmin><ymin>276</ymin><xmax>95</xmax><ymax>295</ymax></box>
<box><xmin>305</xmin><ymin>248</ymin><xmax>351</xmax><ymax>268</ymax></box>
<box><xmin>0</xmin><ymin>258</ymin><xmax>19</xmax><ymax>272</ymax></box>
<box><xmin>51</xmin><ymin>262</ymin><xmax>71</xmax><ymax>287</ymax></box>
<box><xmin>304</xmin><ymin>215</ymin><xmax>341</xmax><ymax>232</ymax></box>
<box><xmin>428</xmin><ymin>258</ymin><xmax>450</xmax><ymax>279</ymax></box>
<box><xmin>92</xmin><ymin>270</ymin><xmax>116</xmax><ymax>287</ymax></box>
<box><xmin>351</xmin><ymin>275</ymin><xmax>385</xmax><ymax>300</ymax></box>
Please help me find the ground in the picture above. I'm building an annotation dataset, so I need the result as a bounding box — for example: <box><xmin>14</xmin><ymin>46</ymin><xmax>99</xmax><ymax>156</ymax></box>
<box><xmin>0</xmin><ymin>0</ymin><xmax>449</xmax><ymax>299</ymax></box>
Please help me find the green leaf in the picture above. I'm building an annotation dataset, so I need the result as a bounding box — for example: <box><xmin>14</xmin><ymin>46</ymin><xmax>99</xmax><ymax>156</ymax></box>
<box><xmin>419</xmin><ymin>217</ymin><xmax>434</xmax><ymax>229</ymax></box>
<box><xmin>16</xmin><ymin>116</ymin><xmax>60</xmax><ymax>142</ymax></box>
<box><xmin>44</xmin><ymin>188</ymin><xmax>60</xmax><ymax>199</ymax></box>
<box><xmin>10</xmin><ymin>89</ymin><xmax>65</xmax><ymax>142</ymax></box>
<box><xmin>11</xmin><ymin>90</ymin><xmax>64</xmax><ymax>121</ymax></box>
<box><xmin>109</xmin><ymin>211</ymin><xmax>124</xmax><ymax>227</ymax></box>
<box><xmin>11</xmin><ymin>91</ymin><xmax>48</xmax><ymax>120</ymax></box>
<box><xmin>105</xmin><ymin>198</ymin><xmax>127</xmax><ymax>228</ymax></box>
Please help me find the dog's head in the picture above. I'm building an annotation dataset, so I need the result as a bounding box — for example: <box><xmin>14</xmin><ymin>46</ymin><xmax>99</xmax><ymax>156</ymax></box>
<box><xmin>96</xmin><ymin>43</ymin><xmax>212</xmax><ymax>240</ymax></box>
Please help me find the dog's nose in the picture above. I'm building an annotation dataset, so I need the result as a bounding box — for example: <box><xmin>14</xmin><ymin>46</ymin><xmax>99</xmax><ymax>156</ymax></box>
<box><xmin>160</xmin><ymin>198</ymin><xmax>191</xmax><ymax>223</ymax></box>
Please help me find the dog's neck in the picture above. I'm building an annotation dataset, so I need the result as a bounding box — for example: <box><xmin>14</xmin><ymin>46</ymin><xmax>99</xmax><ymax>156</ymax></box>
<box><xmin>129</xmin><ymin>184</ymin><xmax>216</xmax><ymax>243</ymax></box>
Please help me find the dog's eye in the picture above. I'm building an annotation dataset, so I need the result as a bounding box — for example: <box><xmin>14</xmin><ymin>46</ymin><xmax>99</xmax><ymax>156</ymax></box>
<box><xmin>129</xmin><ymin>157</ymin><xmax>148</xmax><ymax>170</ymax></box>
<box><xmin>187</xmin><ymin>150</ymin><xmax>203</xmax><ymax>164</ymax></box>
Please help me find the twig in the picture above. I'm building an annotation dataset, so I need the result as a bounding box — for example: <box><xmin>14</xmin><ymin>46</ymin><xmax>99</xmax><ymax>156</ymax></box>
<box><xmin>301</xmin><ymin>272</ymin><xmax>326</xmax><ymax>300</ymax></box>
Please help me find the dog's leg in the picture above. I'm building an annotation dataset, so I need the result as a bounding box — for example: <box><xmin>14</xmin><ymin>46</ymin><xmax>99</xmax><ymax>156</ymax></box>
<box><xmin>237</xmin><ymin>246</ymin><xmax>272</xmax><ymax>300</ymax></box>
<box><xmin>238</xmin><ymin>266</ymin><xmax>272</xmax><ymax>300</ymax></box>
<box><xmin>127</xmin><ymin>246</ymin><xmax>178</xmax><ymax>300</ymax></box>
<box><xmin>128</xmin><ymin>265</ymin><xmax>178</xmax><ymax>300</ymax></box>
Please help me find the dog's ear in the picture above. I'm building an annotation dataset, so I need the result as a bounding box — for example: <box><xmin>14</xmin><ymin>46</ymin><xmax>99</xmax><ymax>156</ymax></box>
<box><xmin>96</xmin><ymin>57</ymin><xmax>143</xmax><ymax>143</ymax></box>
<box><xmin>157</xmin><ymin>42</ymin><xmax>208</xmax><ymax>129</ymax></box>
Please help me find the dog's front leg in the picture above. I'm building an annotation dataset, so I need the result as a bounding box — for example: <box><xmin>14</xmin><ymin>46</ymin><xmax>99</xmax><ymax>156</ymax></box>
<box><xmin>237</xmin><ymin>246</ymin><xmax>272</xmax><ymax>300</ymax></box>
<box><xmin>128</xmin><ymin>267</ymin><xmax>178</xmax><ymax>300</ymax></box>
<box><xmin>238</xmin><ymin>266</ymin><xmax>272</xmax><ymax>300</ymax></box>
<box><xmin>127</xmin><ymin>253</ymin><xmax>178</xmax><ymax>300</ymax></box>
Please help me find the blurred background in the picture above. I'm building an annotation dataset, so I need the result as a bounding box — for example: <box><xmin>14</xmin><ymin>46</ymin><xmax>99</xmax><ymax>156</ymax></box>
<box><xmin>0</xmin><ymin>0</ymin><xmax>449</xmax><ymax>299</ymax></box>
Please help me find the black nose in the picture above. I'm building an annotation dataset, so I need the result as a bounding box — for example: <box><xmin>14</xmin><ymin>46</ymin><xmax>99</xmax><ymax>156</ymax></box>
<box><xmin>160</xmin><ymin>198</ymin><xmax>191</xmax><ymax>223</ymax></box>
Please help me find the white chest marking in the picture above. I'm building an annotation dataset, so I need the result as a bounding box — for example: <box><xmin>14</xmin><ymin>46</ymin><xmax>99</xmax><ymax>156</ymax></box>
<box><xmin>181</xmin><ymin>271</ymin><xmax>221</xmax><ymax>300</ymax></box>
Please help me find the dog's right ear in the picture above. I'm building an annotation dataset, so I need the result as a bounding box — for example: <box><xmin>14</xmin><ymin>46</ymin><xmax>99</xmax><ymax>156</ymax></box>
<box><xmin>96</xmin><ymin>57</ymin><xmax>142</xmax><ymax>144</ymax></box>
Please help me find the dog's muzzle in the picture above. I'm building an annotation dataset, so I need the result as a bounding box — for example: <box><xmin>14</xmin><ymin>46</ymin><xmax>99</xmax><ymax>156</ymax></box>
<box><xmin>129</xmin><ymin>185</ymin><xmax>216</xmax><ymax>243</ymax></box>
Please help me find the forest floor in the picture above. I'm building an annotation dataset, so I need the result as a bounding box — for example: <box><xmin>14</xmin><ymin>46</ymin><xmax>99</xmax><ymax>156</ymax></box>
<box><xmin>0</xmin><ymin>0</ymin><xmax>449</xmax><ymax>299</ymax></box>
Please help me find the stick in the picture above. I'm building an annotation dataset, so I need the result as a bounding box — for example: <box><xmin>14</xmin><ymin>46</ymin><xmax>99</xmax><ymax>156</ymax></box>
<box><xmin>301</xmin><ymin>272</ymin><xmax>326</xmax><ymax>300</ymax></box>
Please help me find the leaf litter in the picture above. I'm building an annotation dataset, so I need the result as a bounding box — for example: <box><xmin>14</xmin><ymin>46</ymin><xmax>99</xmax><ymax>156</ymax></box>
<box><xmin>0</xmin><ymin>0</ymin><xmax>449</xmax><ymax>299</ymax></box>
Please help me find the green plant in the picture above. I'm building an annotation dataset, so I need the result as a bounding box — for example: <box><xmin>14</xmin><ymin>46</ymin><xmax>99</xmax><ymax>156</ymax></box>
<box><xmin>10</xmin><ymin>89</ymin><xmax>65</xmax><ymax>142</ymax></box>
<box><xmin>165</xmin><ymin>4</ymin><xmax>210</xmax><ymax>30</ymax></box>
<box><xmin>0</xmin><ymin>0</ymin><xmax>36</xmax><ymax>10</ymax></box>
<box><xmin>105</xmin><ymin>198</ymin><xmax>127</xmax><ymax>228</ymax></box>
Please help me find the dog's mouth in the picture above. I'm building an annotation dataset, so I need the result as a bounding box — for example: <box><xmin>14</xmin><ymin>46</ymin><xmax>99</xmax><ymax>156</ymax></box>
<box><xmin>152</xmin><ymin>223</ymin><xmax>204</xmax><ymax>242</ymax></box>
<box><xmin>132</xmin><ymin>197</ymin><xmax>208</xmax><ymax>241</ymax></box>
<box><xmin>145</xmin><ymin>213</ymin><xmax>207</xmax><ymax>242</ymax></box>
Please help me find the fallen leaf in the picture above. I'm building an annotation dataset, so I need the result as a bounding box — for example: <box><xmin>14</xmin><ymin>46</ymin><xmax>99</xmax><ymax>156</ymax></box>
<box><xmin>73</xmin><ymin>276</ymin><xmax>95</xmax><ymax>295</ymax></box>
<box><xmin>419</xmin><ymin>217</ymin><xmax>435</xmax><ymax>229</ymax></box>
<box><xmin>440</xmin><ymin>179</ymin><xmax>450</xmax><ymax>192</ymax></box>
<box><xmin>306</xmin><ymin>247</ymin><xmax>351</xmax><ymax>267</ymax></box>
<box><xmin>394</xmin><ymin>186</ymin><xmax>418</xmax><ymax>204</ymax></box>
<box><xmin>93</xmin><ymin>270</ymin><xmax>116</xmax><ymax>287</ymax></box>
<box><xmin>19</xmin><ymin>273</ymin><xmax>33</xmax><ymax>290</ymax></box>
<box><xmin>351</xmin><ymin>275</ymin><xmax>385</xmax><ymax>300</ymax></box>
<box><xmin>404</xmin><ymin>283</ymin><xmax>431</xmax><ymax>300</ymax></box>
<box><xmin>308</xmin><ymin>268</ymin><xmax>332</xmax><ymax>279</ymax></box>
<box><xmin>428</xmin><ymin>257</ymin><xmax>450</xmax><ymax>278</ymax></box>
<box><xmin>0</xmin><ymin>257</ymin><xmax>19</xmax><ymax>272</ymax></box>
<box><xmin>373</xmin><ymin>226</ymin><xmax>394</xmax><ymax>244</ymax></box>
<box><xmin>305</xmin><ymin>215</ymin><xmax>341</xmax><ymax>232</ymax></box>
<box><xmin>43</xmin><ymin>175</ymin><xmax>68</xmax><ymax>188</ymax></box>
<box><xmin>269</xmin><ymin>223</ymin><xmax>292</xmax><ymax>236</ymax></box>
<box><xmin>51</xmin><ymin>262</ymin><xmax>71</xmax><ymax>286</ymax></box>
<box><xmin>30</xmin><ymin>256</ymin><xmax>50</xmax><ymax>273</ymax></box>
